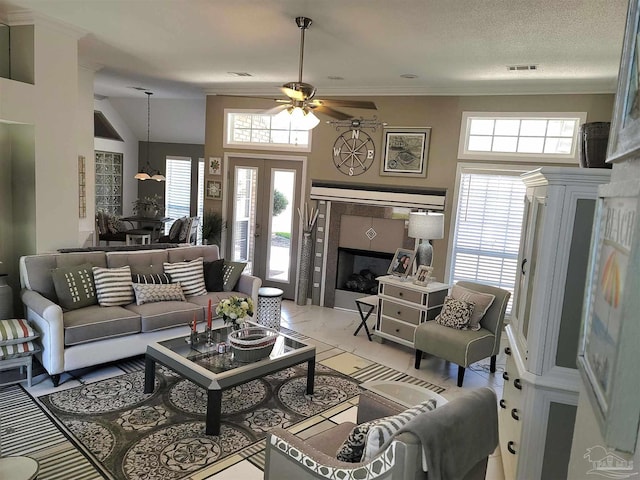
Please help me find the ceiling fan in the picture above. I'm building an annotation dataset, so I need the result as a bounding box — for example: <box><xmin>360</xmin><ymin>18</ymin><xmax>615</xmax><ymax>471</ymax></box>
<box><xmin>269</xmin><ymin>16</ymin><xmax>377</xmax><ymax>129</ymax></box>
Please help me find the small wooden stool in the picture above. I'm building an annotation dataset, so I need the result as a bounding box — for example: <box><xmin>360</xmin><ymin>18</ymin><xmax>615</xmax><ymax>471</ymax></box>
<box><xmin>126</xmin><ymin>232</ymin><xmax>151</xmax><ymax>245</ymax></box>
<box><xmin>354</xmin><ymin>295</ymin><xmax>378</xmax><ymax>341</ymax></box>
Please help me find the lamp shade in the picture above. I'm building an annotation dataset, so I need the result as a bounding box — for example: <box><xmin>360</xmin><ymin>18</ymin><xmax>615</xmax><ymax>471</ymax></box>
<box><xmin>408</xmin><ymin>212</ymin><xmax>444</xmax><ymax>240</ymax></box>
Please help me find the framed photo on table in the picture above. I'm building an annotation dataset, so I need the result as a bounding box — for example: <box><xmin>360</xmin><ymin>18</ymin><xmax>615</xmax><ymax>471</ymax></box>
<box><xmin>577</xmin><ymin>181</ymin><xmax>640</xmax><ymax>453</ymax></box>
<box><xmin>387</xmin><ymin>248</ymin><xmax>416</xmax><ymax>279</ymax></box>
<box><xmin>380</xmin><ymin>127</ymin><xmax>431</xmax><ymax>177</ymax></box>
<box><xmin>607</xmin><ymin>0</ymin><xmax>640</xmax><ymax>163</ymax></box>
<box><xmin>413</xmin><ymin>265</ymin><xmax>434</xmax><ymax>286</ymax></box>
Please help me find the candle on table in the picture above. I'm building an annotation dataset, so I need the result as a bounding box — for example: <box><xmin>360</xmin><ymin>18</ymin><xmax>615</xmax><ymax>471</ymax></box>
<box><xmin>192</xmin><ymin>313</ymin><xmax>197</xmax><ymax>332</ymax></box>
<box><xmin>207</xmin><ymin>299</ymin><xmax>212</xmax><ymax>329</ymax></box>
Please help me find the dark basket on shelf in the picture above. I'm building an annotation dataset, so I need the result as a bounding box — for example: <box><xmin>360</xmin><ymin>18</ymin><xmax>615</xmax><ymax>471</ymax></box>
<box><xmin>578</xmin><ymin>122</ymin><xmax>612</xmax><ymax>169</ymax></box>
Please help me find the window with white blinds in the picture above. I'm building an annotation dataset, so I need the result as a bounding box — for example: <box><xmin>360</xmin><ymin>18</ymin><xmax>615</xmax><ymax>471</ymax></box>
<box><xmin>448</xmin><ymin>168</ymin><xmax>527</xmax><ymax>314</ymax></box>
<box><xmin>165</xmin><ymin>157</ymin><xmax>192</xmax><ymax>235</ymax></box>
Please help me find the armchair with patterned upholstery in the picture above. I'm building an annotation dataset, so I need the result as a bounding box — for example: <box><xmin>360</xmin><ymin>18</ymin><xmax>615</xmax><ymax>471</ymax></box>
<box><xmin>414</xmin><ymin>281</ymin><xmax>511</xmax><ymax>387</ymax></box>
<box><xmin>264</xmin><ymin>387</ymin><xmax>498</xmax><ymax>480</ymax></box>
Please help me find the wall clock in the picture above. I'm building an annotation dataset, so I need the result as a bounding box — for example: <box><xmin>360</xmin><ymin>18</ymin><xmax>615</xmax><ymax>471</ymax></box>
<box><xmin>332</xmin><ymin>129</ymin><xmax>375</xmax><ymax>176</ymax></box>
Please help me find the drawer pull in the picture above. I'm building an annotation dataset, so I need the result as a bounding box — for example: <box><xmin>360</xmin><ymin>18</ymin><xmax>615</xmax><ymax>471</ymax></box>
<box><xmin>502</xmin><ymin>372</ymin><xmax>509</xmax><ymax>381</ymax></box>
<box><xmin>398</xmin><ymin>292</ymin><xmax>403</xmax><ymax>297</ymax></box>
<box><xmin>511</xmin><ymin>408</ymin><xmax>519</xmax><ymax>421</ymax></box>
<box><xmin>397</xmin><ymin>311</ymin><xmax>402</xmax><ymax>315</ymax></box>
<box><xmin>507</xmin><ymin>441</ymin><xmax>517</xmax><ymax>455</ymax></box>
<box><xmin>395</xmin><ymin>329</ymin><xmax>400</xmax><ymax>333</ymax></box>
<box><xmin>505</xmin><ymin>347</ymin><xmax>512</xmax><ymax>356</ymax></box>
<box><xmin>499</xmin><ymin>399</ymin><xmax>506</xmax><ymax>409</ymax></box>
<box><xmin>514</xmin><ymin>379</ymin><xmax>522</xmax><ymax>390</ymax></box>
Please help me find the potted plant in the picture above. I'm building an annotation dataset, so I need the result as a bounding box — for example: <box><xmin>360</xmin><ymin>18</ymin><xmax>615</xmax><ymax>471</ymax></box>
<box><xmin>201</xmin><ymin>210</ymin><xmax>224</xmax><ymax>246</ymax></box>
<box><xmin>133</xmin><ymin>194</ymin><xmax>162</xmax><ymax>218</ymax></box>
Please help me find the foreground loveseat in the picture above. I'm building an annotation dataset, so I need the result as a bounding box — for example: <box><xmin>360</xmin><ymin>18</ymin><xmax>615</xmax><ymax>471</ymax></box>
<box><xmin>19</xmin><ymin>245</ymin><xmax>261</xmax><ymax>386</ymax></box>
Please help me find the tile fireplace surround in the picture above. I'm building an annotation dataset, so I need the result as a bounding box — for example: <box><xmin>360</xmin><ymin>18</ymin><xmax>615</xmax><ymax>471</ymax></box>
<box><xmin>309</xmin><ymin>181</ymin><xmax>446</xmax><ymax>309</ymax></box>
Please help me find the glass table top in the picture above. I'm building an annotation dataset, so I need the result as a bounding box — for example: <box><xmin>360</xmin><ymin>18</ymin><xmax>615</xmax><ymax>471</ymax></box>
<box><xmin>155</xmin><ymin>325</ymin><xmax>309</xmax><ymax>375</ymax></box>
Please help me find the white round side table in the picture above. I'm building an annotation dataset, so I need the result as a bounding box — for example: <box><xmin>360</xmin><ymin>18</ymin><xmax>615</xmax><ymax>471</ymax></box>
<box><xmin>0</xmin><ymin>456</ymin><xmax>39</xmax><ymax>479</ymax></box>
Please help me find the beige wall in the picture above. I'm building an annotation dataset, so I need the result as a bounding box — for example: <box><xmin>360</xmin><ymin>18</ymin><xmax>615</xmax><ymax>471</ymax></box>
<box><xmin>205</xmin><ymin>93</ymin><xmax>614</xmax><ymax>278</ymax></box>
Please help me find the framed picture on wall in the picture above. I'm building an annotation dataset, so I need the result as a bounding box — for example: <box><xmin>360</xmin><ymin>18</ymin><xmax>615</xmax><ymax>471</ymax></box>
<box><xmin>208</xmin><ymin>157</ymin><xmax>222</xmax><ymax>175</ymax></box>
<box><xmin>380</xmin><ymin>127</ymin><xmax>431</xmax><ymax>177</ymax></box>
<box><xmin>577</xmin><ymin>181</ymin><xmax>640</xmax><ymax>453</ymax></box>
<box><xmin>607</xmin><ymin>0</ymin><xmax>640</xmax><ymax>163</ymax></box>
<box><xmin>206</xmin><ymin>180</ymin><xmax>222</xmax><ymax>199</ymax></box>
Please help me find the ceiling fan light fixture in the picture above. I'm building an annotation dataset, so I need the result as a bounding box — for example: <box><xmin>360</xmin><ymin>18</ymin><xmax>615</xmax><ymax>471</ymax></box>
<box><xmin>291</xmin><ymin>106</ymin><xmax>320</xmax><ymax>130</ymax></box>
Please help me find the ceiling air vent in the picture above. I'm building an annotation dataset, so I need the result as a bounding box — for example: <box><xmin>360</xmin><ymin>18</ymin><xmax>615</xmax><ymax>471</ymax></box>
<box><xmin>228</xmin><ymin>72</ymin><xmax>252</xmax><ymax>77</ymax></box>
<box><xmin>94</xmin><ymin>111</ymin><xmax>123</xmax><ymax>141</ymax></box>
<box><xmin>507</xmin><ymin>64</ymin><xmax>539</xmax><ymax>72</ymax></box>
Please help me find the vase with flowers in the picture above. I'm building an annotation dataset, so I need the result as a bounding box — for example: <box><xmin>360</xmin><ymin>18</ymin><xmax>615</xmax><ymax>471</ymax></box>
<box><xmin>216</xmin><ymin>296</ymin><xmax>254</xmax><ymax>330</ymax></box>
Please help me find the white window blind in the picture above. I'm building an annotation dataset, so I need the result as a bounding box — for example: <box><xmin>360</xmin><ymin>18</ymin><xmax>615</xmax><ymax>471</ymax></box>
<box><xmin>165</xmin><ymin>158</ymin><xmax>192</xmax><ymax>234</ymax></box>
<box><xmin>449</xmin><ymin>170</ymin><xmax>527</xmax><ymax>314</ymax></box>
<box><xmin>197</xmin><ymin>159</ymin><xmax>204</xmax><ymax>244</ymax></box>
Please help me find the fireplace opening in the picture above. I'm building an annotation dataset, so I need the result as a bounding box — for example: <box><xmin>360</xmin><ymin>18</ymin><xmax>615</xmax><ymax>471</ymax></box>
<box><xmin>336</xmin><ymin>248</ymin><xmax>393</xmax><ymax>294</ymax></box>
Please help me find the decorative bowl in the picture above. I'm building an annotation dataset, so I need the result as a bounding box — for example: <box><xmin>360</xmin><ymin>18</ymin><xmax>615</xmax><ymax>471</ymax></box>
<box><xmin>228</xmin><ymin>326</ymin><xmax>278</xmax><ymax>363</ymax></box>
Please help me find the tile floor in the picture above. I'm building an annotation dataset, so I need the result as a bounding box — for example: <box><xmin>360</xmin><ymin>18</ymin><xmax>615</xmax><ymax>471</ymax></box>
<box><xmin>19</xmin><ymin>300</ymin><xmax>507</xmax><ymax>480</ymax></box>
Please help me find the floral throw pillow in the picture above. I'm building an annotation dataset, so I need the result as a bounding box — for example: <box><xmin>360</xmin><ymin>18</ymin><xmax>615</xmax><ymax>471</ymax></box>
<box><xmin>336</xmin><ymin>421</ymin><xmax>377</xmax><ymax>463</ymax></box>
<box><xmin>435</xmin><ymin>296</ymin><xmax>475</xmax><ymax>330</ymax></box>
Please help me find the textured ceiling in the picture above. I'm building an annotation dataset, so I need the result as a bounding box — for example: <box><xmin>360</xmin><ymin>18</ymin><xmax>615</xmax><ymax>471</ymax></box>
<box><xmin>0</xmin><ymin>0</ymin><xmax>630</xmax><ymax>100</ymax></box>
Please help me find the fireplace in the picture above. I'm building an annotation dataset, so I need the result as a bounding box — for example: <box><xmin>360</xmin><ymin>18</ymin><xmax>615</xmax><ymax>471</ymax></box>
<box><xmin>308</xmin><ymin>181</ymin><xmax>447</xmax><ymax>309</ymax></box>
<box><xmin>336</xmin><ymin>248</ymin><xmax>393</xmax><ymax>294</ymax></box>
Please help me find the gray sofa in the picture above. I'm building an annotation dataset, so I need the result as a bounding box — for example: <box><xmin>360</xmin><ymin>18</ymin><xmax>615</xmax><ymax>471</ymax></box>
<box><xmin>19</xmin><ymin>245</ymin><xmax>261</xmax><ymax>386</ymax></box>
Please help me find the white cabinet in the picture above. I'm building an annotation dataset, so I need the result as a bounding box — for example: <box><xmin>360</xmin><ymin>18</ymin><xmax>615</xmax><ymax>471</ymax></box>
<box><xmin>500</xmin><ymin>167</ymin><xmax>610</xmax><ymax>480</ymax></box>
<box><xmin>375</xmin><ymin>275</ymin><xmax>449</xmax><ymax>347</ymax></box>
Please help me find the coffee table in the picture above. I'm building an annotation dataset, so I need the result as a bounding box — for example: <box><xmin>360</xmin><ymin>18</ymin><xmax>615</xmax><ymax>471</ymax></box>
<box><xmin>144</xmin><ymin>325</ymin><xmax>316</xmax><ymax>435</ymax></box>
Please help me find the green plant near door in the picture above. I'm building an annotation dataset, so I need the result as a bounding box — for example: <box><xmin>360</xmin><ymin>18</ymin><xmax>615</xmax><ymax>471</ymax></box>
<box><xmin>202</xmin><ymin>210</ymin><xmax>225</xmax><ymax>246</ymax></box>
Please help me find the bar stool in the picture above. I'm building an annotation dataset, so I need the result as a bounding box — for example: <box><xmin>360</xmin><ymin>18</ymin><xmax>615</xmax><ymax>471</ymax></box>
<box><xmin>257</xmin><ymin>287</ymin><xmax>284</xmax><ymax>331</ymax></box>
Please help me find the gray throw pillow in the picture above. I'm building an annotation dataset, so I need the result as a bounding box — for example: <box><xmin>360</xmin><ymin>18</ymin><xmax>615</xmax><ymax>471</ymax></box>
<box><xmin>51</xmin><ymin>263</ymin><xmax>98</xmax><ymax>311</ymax></box>
<box><xmin>222</xmin><ymin>261</ymin><xmax>247</xmax><ymax>292</ymax></box>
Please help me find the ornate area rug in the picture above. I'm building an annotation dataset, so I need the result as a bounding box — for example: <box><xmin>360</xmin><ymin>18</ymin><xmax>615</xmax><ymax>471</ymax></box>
<box><xmin>38</xmin><ymin>362</ymin><xmax>360</xmax><ymax>480</ymax></box>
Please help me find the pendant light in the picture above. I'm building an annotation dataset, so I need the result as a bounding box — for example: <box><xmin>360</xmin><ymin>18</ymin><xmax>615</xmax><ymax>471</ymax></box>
<box><xmin>135</xmin><ymin>91</ymin><xmax>165</xmax><ymax>181</ymax></box>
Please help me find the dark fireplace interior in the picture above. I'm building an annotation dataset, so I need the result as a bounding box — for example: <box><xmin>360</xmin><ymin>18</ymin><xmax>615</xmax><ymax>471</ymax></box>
<box><xmin>336</xmin><ymin>248</ymin><xmax>393</xmax><ymax>295</ymax></box>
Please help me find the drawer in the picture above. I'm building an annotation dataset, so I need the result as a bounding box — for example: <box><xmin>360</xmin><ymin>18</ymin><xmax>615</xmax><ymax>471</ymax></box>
<box><xmin>382</xmin><ymin>284</ymin><xmax>423</xmax><ymax>304</ymax></box>
<box><xmin>381</xmin><ymin>300</ymin><xmax>423</xmax><ymax>325</ymax></box>
<box><xmin>379</xmin><ymin>317</ymin><xmax>417</xmax><ymax>343</ymax></box>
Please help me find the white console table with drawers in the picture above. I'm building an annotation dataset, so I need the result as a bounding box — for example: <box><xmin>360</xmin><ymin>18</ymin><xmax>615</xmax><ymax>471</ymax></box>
<box><xmin>375</xmin><ymin>275</ymin><xmax>449</xmax><ymax>347</ymax></box>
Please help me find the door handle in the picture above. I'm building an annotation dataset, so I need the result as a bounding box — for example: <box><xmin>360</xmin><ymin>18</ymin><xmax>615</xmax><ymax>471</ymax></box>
<box><xmin>507</xmin><ymin>441</ymin><xmax>517</xmax><ymax>455</ymax></box>
<box><xmin>521</xmin><ymin>258</ymin><xmax>528</xmax><ymax>275</ymax></box>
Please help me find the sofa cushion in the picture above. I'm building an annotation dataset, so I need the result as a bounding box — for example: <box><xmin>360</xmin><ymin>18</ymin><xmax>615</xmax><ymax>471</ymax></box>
<box><xmin>51</xmin><ymin>263</ymin><xmax>98</xmax><ymax>311</ymax></box>
<box><xmin>132</xmin><ymin>283</ymin><xmax>186</xmax><ymax>305</ymax></box>
<box><xmin>203</xmin><ymin>259</ymin><xmax>225</xmax><ymax>292</ymax></box>
<box><xmin>0</xmin><ymin>319</ymin><xmax>38</xmax><ymax>346</ymax></box>
<box><xmin>93</xmin><ymin>265</ymin><xmax>135</xmax><ymax>307</ymax></box>
<box><xmin>435</xmin><ymin>296</ymin><xmax>474</xmax><ymax>330</ymax></box>
<box><xmin>124</xmin><ymin>301</ymin><xmax>203</xmax><ymax>332</ymax></box>
<box><xmin>167</xmin><ymin>245</ymin><xmax>221</xmax><ymax>263</ymax></box>
<box><xmin>451</xmin><ymin>284</ymin><xmax>495</xmax><ymax>331</ymax></box>
<box><xmin>63</xmin><ymin>305</ymin><xmax>141</xmax><ymax>346</ymax></box>
<box><xmin>106</xmin><ymin>250</ymin><xmax>169</xmax><ymax>275</ymax></box>
<box><xmin>163</xmin><ymin>257</ymin><xmax>207</xmax><ymax>297</ymax></box>
<box><xmin>223</xmin><ymin>261</ymin><xmax>246</xmax><ymax>292</ymax></box>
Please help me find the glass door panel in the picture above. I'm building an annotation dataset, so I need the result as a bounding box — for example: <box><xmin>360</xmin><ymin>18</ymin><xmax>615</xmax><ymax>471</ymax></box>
<box><xmin>268</xmin><ymin>169</ymin><xmax>296</xmax><ymax>282</ymax></box>
<box><xmin>232</xmin><ymin>166</ymin><xmax>258</xmax><ymax>275</ymax></box>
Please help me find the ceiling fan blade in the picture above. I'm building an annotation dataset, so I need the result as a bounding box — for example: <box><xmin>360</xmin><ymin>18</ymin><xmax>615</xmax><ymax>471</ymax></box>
<box><xmin>262</xmin><ymin>104</ymin><xmax>290</xmax><ymax>115</ymax></box>
<box><xmin>311</xmin><ymin>105</ymin><xmax>353</xmax><ymax>120</ymax></box>
<box><xmin>310</xmin><ymin>99</ymin><xmax>377</xmax><ymax>110</ymax></box>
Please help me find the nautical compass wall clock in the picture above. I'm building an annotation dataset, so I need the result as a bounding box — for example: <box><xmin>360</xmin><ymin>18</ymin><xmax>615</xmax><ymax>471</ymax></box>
<box><xmin>332</xmin><ymin>128</ymin><xmax>376</xmax><ymax>176</ymax></box>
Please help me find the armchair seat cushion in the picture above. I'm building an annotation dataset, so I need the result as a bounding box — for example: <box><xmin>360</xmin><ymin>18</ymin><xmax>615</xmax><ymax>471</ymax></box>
<box><xmin>307</xmin><ymin>422</ymin><xmax>357</xmax><ymax>457</ymax></box>
<box><xmin>414</xmin><ymin>322</ymin><xmax>495</xmax><ymax>368</ymax></box>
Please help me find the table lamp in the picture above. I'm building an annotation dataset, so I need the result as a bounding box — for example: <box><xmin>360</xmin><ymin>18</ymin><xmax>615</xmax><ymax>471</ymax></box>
<box><xmin>408</xmin><ymin>211</ymin><xmax>444</xmax><ymax>268</ymax></box>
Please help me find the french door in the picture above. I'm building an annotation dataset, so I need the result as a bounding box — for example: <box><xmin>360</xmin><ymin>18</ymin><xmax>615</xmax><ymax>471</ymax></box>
<box><xmin>228</xmin><ymin>157</ymin><xmax>303</xmax><ymax>299</ymax></box>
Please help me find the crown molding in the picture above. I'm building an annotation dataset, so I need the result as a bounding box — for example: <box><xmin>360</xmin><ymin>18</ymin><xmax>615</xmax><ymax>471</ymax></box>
<box><xmin>7</xmin><ymin>10</ymin><xmax>86</xmax><ymax>39</ymax></box>
<box><xmin>204</xmin><ymin>79</ymin><xmax>617</xmax><ymax>98</ymax></box>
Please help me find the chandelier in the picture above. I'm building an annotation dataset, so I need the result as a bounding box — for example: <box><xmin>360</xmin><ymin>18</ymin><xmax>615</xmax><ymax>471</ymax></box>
<box><xmin>134</xmin><ymin>91</ymin><xmax>165</xmax><ymax>181</ymax></box>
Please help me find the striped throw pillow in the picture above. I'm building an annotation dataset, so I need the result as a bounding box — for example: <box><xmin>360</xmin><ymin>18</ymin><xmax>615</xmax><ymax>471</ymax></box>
<box><xmin>362</xmin><ymin>398</ymin><xmax>438</xmax><ymax>462</ymax></box>
<box><xmin>92</xmin><ymin>265</ymin><xmax>135</xmax><ymax>307</ymax></box>
<box><xmin>163</xmin><ymin>257</ymin><xmax>207</xmax><ymax>297</ymax></box>
<box><xmin>0</xmin><ymin>340</ymin><xmax>40</xmax><ymax>360</ymax></box>
<box><xmin>131</xmin><ymin>273</ymin><xmax>172</xmax><ymax>284</ymax></box>
<box><xmin>132</xmin><ymin>283</ymin><xmax>186</xmax><ymax>305</ymax></box>
<box><xmin>0</xmin><ymin>319</ymin><xmax>38</xmax><ymax>346</ymax></box>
